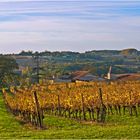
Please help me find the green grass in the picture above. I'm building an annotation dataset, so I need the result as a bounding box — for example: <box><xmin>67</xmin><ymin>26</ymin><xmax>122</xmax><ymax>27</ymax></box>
<box><xmin>0</xmin><ymin>93</ymin><xmax>140</xmax><ymax>139</ymax></box>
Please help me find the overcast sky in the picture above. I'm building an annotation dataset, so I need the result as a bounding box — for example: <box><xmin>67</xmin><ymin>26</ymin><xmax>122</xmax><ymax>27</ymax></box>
<box><xmin>0</xmin><ymin>0</ymin><xmax>140</xmax><ymax>53</ymax></box>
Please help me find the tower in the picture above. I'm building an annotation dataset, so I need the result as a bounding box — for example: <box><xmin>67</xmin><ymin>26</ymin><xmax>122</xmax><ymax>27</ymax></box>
<box><xmin>107</xmin><ymin>66</ymin><xmax>112</xmax><ymax>80</ymax></box>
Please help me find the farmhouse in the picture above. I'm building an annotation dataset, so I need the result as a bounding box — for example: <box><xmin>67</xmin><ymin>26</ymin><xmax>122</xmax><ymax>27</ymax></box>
<box><xmin>65</xmin><ymin>71</ymin><xmax>105</xmax><ymax>82</ymax></box>
<box><xmin>104</xmin><ymin>66</ymin><xmax>140</xmax><ymax>81</ymax></box>
<box><xmin>110</xmin><ymin>73</ymin><xmax>140</xmax><ymax>81</ymax></box>
<box><xmin>53</xmin><ymin>71</ymin><xmax>105</xmax><ymax>83</ymax></box>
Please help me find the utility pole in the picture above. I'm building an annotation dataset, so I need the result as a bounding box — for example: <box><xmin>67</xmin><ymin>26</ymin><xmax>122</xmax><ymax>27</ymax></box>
<box><xmin>36</xmin><ymin>54</ymin><xmax>40</xmax><ymax>84</ymax></box>
<box><xmin>32</xmin><ymin>52</ymin><xmax>40</xmax><ymax>84</ymax></box>
<box><xmin>32</xmin><ymin>53</ymin><xmax>47</xmax><ymax>84</ymax></box>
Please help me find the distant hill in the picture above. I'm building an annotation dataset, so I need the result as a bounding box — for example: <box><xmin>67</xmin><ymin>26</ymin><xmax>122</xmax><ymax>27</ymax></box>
<box><xmin>120</xmin><ymin>48</ymin><xmax>139</xmax><ymax>55</ymax></box>
<box><xmin>17</xmin><ymin>48</ymin><xmax>140</xmax><ymax>57</ymax></box>
<box><xmin>11</xmin><ymin>48</ymin><xmax>140</xmax><ymax>77</ymax></box>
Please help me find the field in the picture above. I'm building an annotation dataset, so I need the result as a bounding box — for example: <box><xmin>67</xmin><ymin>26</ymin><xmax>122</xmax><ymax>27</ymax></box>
<box><xmin>1</xmin><ymin>82</ymin><xmax>140</xmax><ymax>139</ymax></box>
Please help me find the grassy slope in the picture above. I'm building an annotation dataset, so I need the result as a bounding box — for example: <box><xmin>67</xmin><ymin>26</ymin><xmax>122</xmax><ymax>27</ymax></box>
<box><xmin>0</xmin><ymin>93</ymin><xmax>140</xmax><ymax>139</ymax></box>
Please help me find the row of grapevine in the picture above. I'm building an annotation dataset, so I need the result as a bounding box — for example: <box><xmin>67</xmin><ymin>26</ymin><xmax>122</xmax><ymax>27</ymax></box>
<box><xmin>2</xmin><ymin>81</ymin><xmax>140</xmax><ymax>128</ymax></box>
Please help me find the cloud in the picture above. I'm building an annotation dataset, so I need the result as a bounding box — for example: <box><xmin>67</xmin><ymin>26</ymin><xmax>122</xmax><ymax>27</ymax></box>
<box><xmin>0</xmin><ymin>0</ymin><xmax>140</xmax><ymax>53</ymax></box>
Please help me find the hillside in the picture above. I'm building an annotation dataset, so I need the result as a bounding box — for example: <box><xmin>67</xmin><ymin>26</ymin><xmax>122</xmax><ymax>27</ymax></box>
<box><xmin>120</xmin><ymin>48</ymin><xmax>139</xmax><ymax>55</ymax></box>
<box><xmin>13</xmin><ymin>48</ymin><xmax>140</xmax><ymax>77</ymax></box>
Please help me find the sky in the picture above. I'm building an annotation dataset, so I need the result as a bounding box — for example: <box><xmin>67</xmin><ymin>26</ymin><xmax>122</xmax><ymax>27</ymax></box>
<box><xmin>0</xmin><ymin>0</ymin><xmax>140</xmax><ymax>53</ymax></box>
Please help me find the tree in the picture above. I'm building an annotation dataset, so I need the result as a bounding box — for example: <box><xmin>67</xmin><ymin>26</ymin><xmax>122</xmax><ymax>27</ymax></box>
<box><xmin>0</xmin><ymin>56</ymin><xmax>18</xmax><ymax>88</ymax></box>
<box><xmin>19</xmin><ymin>50</ymin><xmax>33</xmax><ymax>56</ymax></box>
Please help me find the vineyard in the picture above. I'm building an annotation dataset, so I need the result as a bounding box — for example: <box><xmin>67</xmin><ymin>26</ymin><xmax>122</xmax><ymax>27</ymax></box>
<box><xmin>2</xmin><ymin>81</ymin><xmax>140</xmax><ymax>128</ymax></box>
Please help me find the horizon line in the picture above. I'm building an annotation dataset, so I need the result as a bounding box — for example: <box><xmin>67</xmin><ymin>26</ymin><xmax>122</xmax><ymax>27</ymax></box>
<box><xmin>1</xmin><ymin>48</ymin><xmax>139</xmax><ymax>55</ymax></box>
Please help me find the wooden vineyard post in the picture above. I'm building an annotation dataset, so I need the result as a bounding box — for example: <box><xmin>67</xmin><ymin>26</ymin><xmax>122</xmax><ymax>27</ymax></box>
<box><xmin>33</xmin><ymin>91</ymin><xmax>43</xmax><ymax>128</ymax></box>
<box><xmin>57</xmin><ymin>95</ymin><xmax>61</xmax><ymax>116</ymax></box>
<box><xmin>81</xmin><ymin>93</ymin><xmax>86</xmax><ymax>120</ymax></box>
<box><xmin>128</xmin><ymin>90</ymin><xmax>138</xmax><ymax>116</ymax></box>
<box><xmin>98</xmin><ymin>88</ymin><xmax>106</xmax><ymax>123</ymax></box>
<box><xmin>129</xmin><ymin>91</ymin><xmax>132</xmax><ymax>116</ymax></box>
